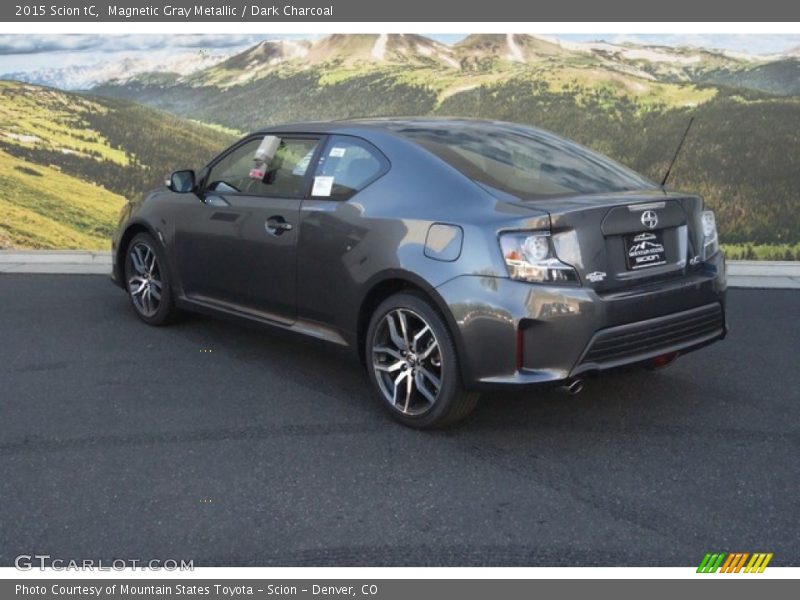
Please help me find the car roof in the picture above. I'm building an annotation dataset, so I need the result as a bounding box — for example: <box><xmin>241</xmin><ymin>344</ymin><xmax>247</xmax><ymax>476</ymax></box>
<box><xmin>254</xmin><ymin>117</ymin><xmax>543</xmax><ymax>138</ymax></box>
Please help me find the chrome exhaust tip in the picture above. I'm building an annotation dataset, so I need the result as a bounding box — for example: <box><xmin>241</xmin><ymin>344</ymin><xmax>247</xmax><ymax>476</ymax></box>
<box><xmin>559</xmin><ymin>378</ymin><xmax>584</xmax><ymax>396</ymax></box>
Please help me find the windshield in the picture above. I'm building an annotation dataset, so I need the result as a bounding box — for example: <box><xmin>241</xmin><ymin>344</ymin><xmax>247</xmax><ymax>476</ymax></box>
<box><xmin>397</xmin><ymin>122</ymin><xmax>656</xmax><ymax>199</ymax></box>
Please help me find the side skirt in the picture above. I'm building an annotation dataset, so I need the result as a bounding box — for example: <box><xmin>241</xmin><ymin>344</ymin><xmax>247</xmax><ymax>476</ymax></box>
<box><xmin>175</xmin><ymin>295</ymin><xmax>352</xmax><ymax>348</ymax></box>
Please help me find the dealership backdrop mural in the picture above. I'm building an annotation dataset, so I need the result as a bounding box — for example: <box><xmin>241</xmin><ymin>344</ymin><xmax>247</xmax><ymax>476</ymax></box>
<box><xmin>1</xmin><ymin>33</ymin><xmax>799</xmax><ymax>259</ymax></box>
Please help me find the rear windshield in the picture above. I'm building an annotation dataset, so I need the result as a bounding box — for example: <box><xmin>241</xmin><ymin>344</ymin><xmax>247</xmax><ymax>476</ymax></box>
<box><xmin>398</xmin><ymin>123</ymin><xmax>656</xmax><ymax>199</ymax></box>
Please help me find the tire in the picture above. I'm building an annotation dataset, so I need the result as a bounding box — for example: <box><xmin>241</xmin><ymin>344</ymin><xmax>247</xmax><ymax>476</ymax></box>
<box><xmin>365</xmin><ymin>291</ymin><xmax>479</xmax><ymax>429</ymax></box>
<box><xmin>123</xmin><ymin>232</ymin><xmax>178</xmax><ymax>326</ymax></box>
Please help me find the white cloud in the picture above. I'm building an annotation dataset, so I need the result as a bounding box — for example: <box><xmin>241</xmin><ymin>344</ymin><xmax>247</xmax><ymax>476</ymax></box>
<box><xmin>593</xmin><ymin>33</ymin><xmax>800</xmax><ymax>55</ymax></box>
<box><xmin>0</xmin><ymin>34</ymin><xmax>322</xmax><ymax>56</ymax></box>
<box><xmin>0</xmin><ymin>34</ymin><xmax>324</xmax><ymax>74</ymax></box>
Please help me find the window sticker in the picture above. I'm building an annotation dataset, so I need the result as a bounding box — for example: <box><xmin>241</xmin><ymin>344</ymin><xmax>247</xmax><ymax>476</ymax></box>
<box><xmin>329</xmin><ymin>147</ymin><xmax>347</xmax><ymax>158</ymax></box>
<box><xmin>312</xmin><ymin>176</ymin><xmax>335</xmax><ymax>197</ymax></box>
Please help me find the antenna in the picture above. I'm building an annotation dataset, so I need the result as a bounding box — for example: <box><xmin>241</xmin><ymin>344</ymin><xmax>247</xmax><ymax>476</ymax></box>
<box><xmin>661</xmin><ymin>116</ymin><xmax>694</xmax><ymax>188</ymax></box>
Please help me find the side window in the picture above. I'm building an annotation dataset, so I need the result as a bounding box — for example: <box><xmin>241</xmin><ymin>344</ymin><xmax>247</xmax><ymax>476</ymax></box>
<box><xmin>312</xmin><ymin>136</ymin><xmax>388</xmax><ymax>200</ymax></box>
<box><xmin>206</xmin><ymin>136</ymin><xmax>319</xmax><ymax>198</ymax></box>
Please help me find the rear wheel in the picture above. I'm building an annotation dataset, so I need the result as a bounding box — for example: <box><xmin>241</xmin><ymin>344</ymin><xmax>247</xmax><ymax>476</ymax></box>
<box><xmin>124</xmin><ymin>232</ymin><xmax>178</xmax><ymax>326</ymax></box>
<box><xmin>366</xmin><ymin>292</ymin><xmax>479</xmax><ymax>429</ymax></box>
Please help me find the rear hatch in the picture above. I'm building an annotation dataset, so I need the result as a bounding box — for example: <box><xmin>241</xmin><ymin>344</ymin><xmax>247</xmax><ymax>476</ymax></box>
<box><xmin>521</xmin><ymin>190</ymin><xmax>705</xmax><ymax>292</ymax></box>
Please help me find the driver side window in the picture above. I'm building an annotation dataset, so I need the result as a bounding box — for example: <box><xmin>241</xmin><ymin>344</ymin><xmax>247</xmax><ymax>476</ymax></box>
<box><xmin>206</xmin><ymin>136</ymin><xmax>319</xmax><ymax>198</ymax></box>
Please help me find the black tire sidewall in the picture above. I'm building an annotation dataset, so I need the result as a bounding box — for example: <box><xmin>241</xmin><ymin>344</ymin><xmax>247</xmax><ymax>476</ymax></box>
<box><xmin>366</xmin><ymin>291</ymin><xmax>465</xmax><ymax>429</ymax></box>
<box><xmin>124</xmin><ymin>232</ymin><xmax>174</xmax><ymax>326</ymax></box>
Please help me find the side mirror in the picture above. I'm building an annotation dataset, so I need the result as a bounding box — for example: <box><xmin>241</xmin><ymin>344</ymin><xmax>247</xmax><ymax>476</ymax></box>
<box><xmin>166</xmin><ymin>169</ymin><xmax>195</xmax><ymax>193</ymax></box>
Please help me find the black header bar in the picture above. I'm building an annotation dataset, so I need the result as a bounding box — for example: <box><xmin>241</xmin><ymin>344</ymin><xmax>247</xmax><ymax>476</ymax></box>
<box><xmin>3</xmin><ymin>0</ymin><xmax>800</xmax><ymax>22</ymax></box>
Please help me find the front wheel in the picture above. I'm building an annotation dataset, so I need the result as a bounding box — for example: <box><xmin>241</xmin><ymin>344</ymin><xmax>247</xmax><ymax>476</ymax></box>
<box><xmin>366</xmin><ymin>292</ymin><xmax>479</xmax><ymax>429</ymax></box>
<box><xmin>124</xmin><ymin>232</ymin><xmax>178</xmax><ymax>326</ymax></box>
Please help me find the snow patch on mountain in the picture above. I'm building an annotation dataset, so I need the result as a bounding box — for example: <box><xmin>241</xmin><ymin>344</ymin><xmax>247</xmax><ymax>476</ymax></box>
<box><xmin>371</xmin><ymin>34</ymin><xmax>388</xmax><ymax>60</ymax></box>
<box><xmin>1</xmin><ymin>51</ymin><xmax>230</xmax><ymax>90</ymax></box>
<box><xmin>506</xmin><ymin>33</ymin><xmax>524</xmax><ymax>62</ymax></box>
<box><xmin>287</xmin><ymin>40</ymin><xmax>311</xmax><ymax>58</ymax></box>
<box><xmin>540</xmin><ymin>36</ymin><xmax>709</xmax><ymax>64</ymax></box>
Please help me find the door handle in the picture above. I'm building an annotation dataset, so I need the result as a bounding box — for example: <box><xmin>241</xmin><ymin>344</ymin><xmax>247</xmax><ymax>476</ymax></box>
<box><xmin>265</xmin><ymin>216</ymin><xmax>293</xmax><ymax>235</ymax></box>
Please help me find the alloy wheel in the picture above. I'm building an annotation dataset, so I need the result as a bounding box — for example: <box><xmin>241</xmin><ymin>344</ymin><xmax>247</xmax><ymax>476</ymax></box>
<box><xmin>371</xmin><ymin>308</ymin><xmax>443</xmax><ymax>415</ymax></box>
<box><xmin>127</xmin><ymin>242</ymin><xmax>163</xmax><ymax>318</ymax></box>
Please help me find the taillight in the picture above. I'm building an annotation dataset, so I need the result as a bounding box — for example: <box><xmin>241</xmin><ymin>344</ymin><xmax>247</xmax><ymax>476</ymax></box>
<box><xmin>701</xmin><ymin>210</ymin><xmax>719</xmax><ymax>260</ymax></box>
<box><xmin>499</xmin><ymin>231</ymin><xmax>579</xmax><ymax>284</ymax></box>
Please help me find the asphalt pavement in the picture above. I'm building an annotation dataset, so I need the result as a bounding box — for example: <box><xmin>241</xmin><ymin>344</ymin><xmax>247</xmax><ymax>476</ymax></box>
<box><xmin>1</xmin><ymin>274</ymin><xmax>798</xmax><ymax>566</ymax></box>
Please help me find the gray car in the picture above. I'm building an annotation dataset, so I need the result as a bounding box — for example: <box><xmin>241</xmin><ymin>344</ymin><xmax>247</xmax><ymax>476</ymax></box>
<box><xmin>111</xmin><ymin>118</ymin><xmax>727</xmax><ymax>428</ymax></box>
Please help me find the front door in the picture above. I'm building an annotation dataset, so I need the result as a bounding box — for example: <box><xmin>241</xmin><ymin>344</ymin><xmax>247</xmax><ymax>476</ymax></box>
<box><xmin>174</xmin><ymin>135</ymin><xmax>322</xmax><ymax>323</ymax></box>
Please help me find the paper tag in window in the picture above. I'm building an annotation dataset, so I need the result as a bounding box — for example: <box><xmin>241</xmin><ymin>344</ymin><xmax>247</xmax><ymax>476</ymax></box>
<box><xmin>312</xmin><ymin>176</ymin><xmax>334</xmax><ymax>197</ymax></box>
<box><xmin>329</xmin><ymin>147</ymin><xmax>347</xmax><ymax>158</ymax></box>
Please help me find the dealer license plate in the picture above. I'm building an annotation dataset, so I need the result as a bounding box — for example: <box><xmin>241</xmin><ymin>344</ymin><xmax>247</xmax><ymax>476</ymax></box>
<box><xmin>625</xmin><ymin>231</ymin><xmax>667</xmax><ymax>270</ymax></box>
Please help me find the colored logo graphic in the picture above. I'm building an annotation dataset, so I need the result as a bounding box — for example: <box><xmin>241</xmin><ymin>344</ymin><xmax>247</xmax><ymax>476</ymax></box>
<box><xmin>697</xmin><ymin>553</ymin><xmax>773</xmax><ymax>573</ymax></box>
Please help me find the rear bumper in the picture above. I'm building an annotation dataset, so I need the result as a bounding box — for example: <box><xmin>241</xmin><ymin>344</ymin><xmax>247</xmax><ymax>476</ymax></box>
<box><xmin>571</xmin><ymin>302</ymin><xmax>724</xmax><ymax>375</ymax></box>
<box><xmin>435</xmin><ymin>252</ymin><xmax>727</xmax><ymax>390</ymax></box>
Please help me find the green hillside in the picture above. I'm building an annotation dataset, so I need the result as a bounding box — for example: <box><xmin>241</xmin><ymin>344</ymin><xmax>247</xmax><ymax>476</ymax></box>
<box><xmin>700</xmin><ymin>59</ymin><xmax>800</xmax><ymax>96</ymax></box>
<box><xmin>437</xmin><ymin>82</ymin><xmax>800</xmax><ymax>246</ymax></box>
<box><xmin>0</xmin><ymin>80</ymin><xmax>235</xmax><ymax>249</ymax></box>
<box><xmin>94</xmin><ymin>35</ymin><xmax>800</xmax><ymax>249</ymax></box>
<box><xmin>0</xmin><ymin>148</ymin><xmax>125</xmax><ymax>249</ymax></box>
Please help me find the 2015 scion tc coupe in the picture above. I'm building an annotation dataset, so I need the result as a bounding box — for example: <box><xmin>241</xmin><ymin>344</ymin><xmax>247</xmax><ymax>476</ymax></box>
<box><xmin>111</xmin><ymin>118</ymin><xmax>727</xmax><ymax>428</ymax></box>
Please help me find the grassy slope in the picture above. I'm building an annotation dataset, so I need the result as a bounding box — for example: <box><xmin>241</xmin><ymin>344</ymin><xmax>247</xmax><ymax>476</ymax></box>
<box><xmin>700</xmin><ymin>59</ymin><xmax>800</xmax><ymax>96</ymax></box>
<box><xmin>0</xmin><ymin>81</ymin><xmax>128</xmax><ymax>164</ymax></box>
<box><xmin>0</xmin><ymin>149</ymin><xmax>125</xmax><ymax>249</ymax></box>
<box><xmin>0</xmin><ymin>81</ymin><xmax>235</xmax><ymax>249</ymax></box>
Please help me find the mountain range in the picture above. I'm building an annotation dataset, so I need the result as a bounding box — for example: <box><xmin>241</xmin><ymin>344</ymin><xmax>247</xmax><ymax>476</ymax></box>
<box><xmin>1</xmin><ymin>50</ymin><xmax>232</xmax><ymax>91</ymax></box>
<box><xmin>94</xmin><ymin>34</ymin><xmax>800</xmax><ymax>95</ymax></box>
<box><xmin>88</xmin><ymin>34</ymin><xmax>800</xmax><ymax>249</ymax></box>
<box><xmin>2</xmin><ymin>34</ymin><xmax>799</xmax><ymax>256</ymax></box>
<box><xmin>6</xmin><ymin>34</ymin><xmax>800</xmax><ymax>95</ymax></box>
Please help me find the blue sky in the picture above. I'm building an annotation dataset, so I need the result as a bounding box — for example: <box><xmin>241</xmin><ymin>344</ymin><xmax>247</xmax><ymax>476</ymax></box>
<box><xmin>0</xmin><ymin>34</ymin><xmax>798</xmax><ymax>73</ymax></box>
